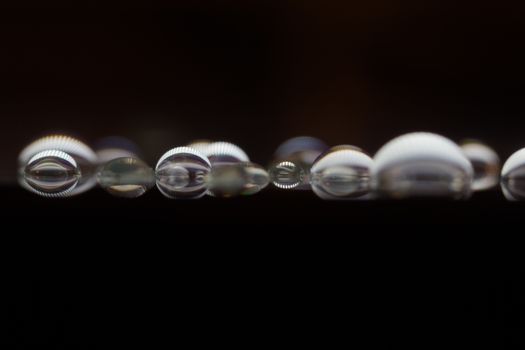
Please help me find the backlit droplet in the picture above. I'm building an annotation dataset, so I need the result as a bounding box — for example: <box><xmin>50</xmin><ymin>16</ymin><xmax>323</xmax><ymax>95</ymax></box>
<box><xmin>97</xmin><ymin>157</ymin><xmax>155</xmax><ymax>198</ymax></box>
<box><xmin>23</xmin><ymin>150</ymin><xmax>80</xmax><ymax>197</ymax></box>
<box><xmin>272</xmin><ymin>136</ymin><xmax>328</xmax><ymax>189</ymax></box>
<box><xmin>460</xmin><ymin>140</ymin><xmax>500</xmax><ymax>191</ymax></box>
<box><xmin>269</xmin><ymin>161</ymin><xmax>305</xmax><ymax>189</ymax></box>
<box><xmin>202</xmin><ymin>141</ymin><xmax>249</xmax><ymax>164</ymax></box>
<box><xmin>186</xmin><ymin>140</ymin><xmax>212</xmax><ymax>154</ymax></box>
<box><xmin>372</xmin><ymin>132</ymin><xmax>473</xmax><ymax>199</ymax></box>
<box><xmin>206</xmin><ymin>162</ymin><xmax>269</xmax><ymax>198</ymax></box>
<box><xmin>310</xmin><ymin>145</ymin><xmax>373</xmax><ymax>200</ymax></box>
<box><xmin>500</xmin><ymin>148</ymin><xmax>525</xmax><ymax>201</ymax></box>
<box><xmin>156</xmin><ymin>147</ymin><xmax>211</xmax><ymax>199</ymax></box>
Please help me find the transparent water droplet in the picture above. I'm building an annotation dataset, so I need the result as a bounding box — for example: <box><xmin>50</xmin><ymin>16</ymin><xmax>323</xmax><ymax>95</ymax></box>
<box><xmin>23</xmin><ymin>150</ymin><xmax>80</xmax><ymax>197</ymax></box>
<box><xmin>206</xmin><ymin>162</ymin><xmax>269</xmax><ymax>198</ymax></box>
<box><xmin>460</xmin><ymin>140</ymin><xmax>500</xmax><ymax>191</ymax></box>
<box><xmin>95</xmin><ymin>136</ymin><xmax>140</xmax><ymax>164</ymax></box>
<box><xmin>97</xmin><ymin>157</ymin><xmax>155</xmax><ymax>198</ymax></box>
<box><xmin>272</xmin><ymin>136</ymin><xmax>328</xmax><ymax>190</ymax></box>
<box><xmin>269</xmin><ymin>161</ymin><xmax>305</xmax><ymax>189</ymax></box>
<box><xmin>156</xmin><ymin>147</ymin><xmax>211</xmax><ymax>199</ymax></box>
<box><xmin>501</xmin><ymin>148</ymin><xmax>525</xmax><ymax>201</ymax></box>
<box><xmin>372</xmin><ymin>132</ymin><xmax>473</xmax><ymax>199</ymax></box>
<box><xmin>310</xmin><ymin>145</ymin><xmax>373</xmax><ymax>199</ymax></box>
<box><xmin>202</xmin><ymin>141</ymin><xmax>249</xmax><ymax>164</ymax></box>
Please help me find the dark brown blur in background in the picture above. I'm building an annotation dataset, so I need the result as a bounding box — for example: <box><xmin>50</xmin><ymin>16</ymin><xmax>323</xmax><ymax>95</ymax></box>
<box><xmin>1</xmin><ymin>2</ymin><xmax>524</xmax><ymax>182</ymax></box>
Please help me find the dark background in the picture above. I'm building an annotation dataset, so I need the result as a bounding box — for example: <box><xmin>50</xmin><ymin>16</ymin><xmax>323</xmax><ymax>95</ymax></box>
<box><xmin>1</xmin><ymin>2</ymin><xmax>525</xmax><ymax>181</ymax></box>
<box><xmin>1</xmin><ymin>2</ymin><xmax>525</xmax><ymax>347</ymax></box>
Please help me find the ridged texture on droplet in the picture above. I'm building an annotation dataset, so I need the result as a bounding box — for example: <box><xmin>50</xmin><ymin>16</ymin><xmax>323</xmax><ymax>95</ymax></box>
<box><xmin>202</xmin><ymin>142</ymin><xmax>249</xmax><ymax>164</ymax></box>
<box><xmin>156</xmin><ymin>147</ymin><xmax>211</xmax><ymax>199</ymax></box>
<box><xmin>186</xmin><ymin>140</ymin><xmax>212</xmax><ymax>154</ymax></box>
<box><xmin>206</xmin><ymin>162</ymin><xmax>269</xmax><ymax>197</ymax></box>
<box><xmin>501</xmin><ymin>148</ymin><xmax>525</xmax><ymax>200</ymax></box>
<box><xmin>310</xmin><ymin>146</ymin><xmax>373</xmax><ymax>199</ymax></box>
<box><xmin>19</xmin><ymin>135</ymin><xmax>98</xmax><ymax>166</ymax></box>
<box><xmin>372</xmin><ymin>132</ymin><xmax>473</xmax><ymax>199</ymax></box>
<box><xmin>97</xmin><ymin>157</ymin><xmax>155</xmax><ymax>198</ymax></box>
<box><xmin>460</xmin><ymin>140</ymin><xmax>500</xmax><ymax>191</ymax></box>
<box><xmin>269</xmin><ymin>161</ymin><xmax>304</xmax><ymax>189</ymax></box>
<box><xmin>23</xmin><ymin>149</ymin><xmax>81</xmax><ymax>197</ymax></box>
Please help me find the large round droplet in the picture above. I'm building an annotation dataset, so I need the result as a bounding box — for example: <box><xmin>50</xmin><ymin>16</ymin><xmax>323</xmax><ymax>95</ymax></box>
<box><xmin>206</xmin><ymin>162</ymin><xmax>269</xmax><ymax>198</ymax></box>
<box><xmin>271</xmin><ymin>136</ymin><xmax>328</xmax><ymax>190</ymax></box>
<box><xmin>460</xmin><ymin>140</ymin><xmax>500</xmax><ymax>191</ymax></box>
<box><xmin>202</xmin><ymin>141</ymin><xmax>249</xmax><ymax>164</ymax></box>
<box><xmin>97</xmin><ymin>157</ymin><xmax>155</xmax><ymax>198</ymax></box>
<box><xmin>269</xmin><ymin>161</ymin><xmax>305</xmax><ymax>189</ymax></box>
<box><xmin>372</xmin><ymin>132</ymin><xmax>473</xmax><ymax>199</ymax></box>
<box><xmin>23</xmin><ymin>150</ymin><xmax>81</xmax><ymax>197</ymax></box>
<box><xmin>501</xmin><ymin>148</ymin><xmax>525</xmax><ymax>200</ymax></box>
<box><xmin>310</xmin><ymin>145</ymin><xmax>373</xmax><ymax>199</ymax></box>
<box><xmin>156</xmin><ymin>147</ymin><xmax>211</xmax><ymax>199</ymax></box>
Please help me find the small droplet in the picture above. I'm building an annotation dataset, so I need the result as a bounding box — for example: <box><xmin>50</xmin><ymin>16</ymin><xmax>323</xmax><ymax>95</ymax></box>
<box><xmin>202</xmin><ymin>141</ymin><xmax>249</xmax><ymax>164</ymax></box>
<box><xmin>269</xmin><ymin>161</ymin><xmax>305</xmax><ymax>189</ymax></box>
<box><xmin>97</xmin><ymin>157</ymin><xmax>155</xmax><ymax>198</ymax></box>
<box><xmin>460</xmin><ymin>140</ymin><xmax>500</xmax><ymax>191</ymax></box>
<box><xmin>310</xmin><ymin>145</ymin><xmax>373</xmax><ymax>199</ymax></box>
<box><xmin>206</xmin><ymin>162</ymin><xmax>269</xmax><ymax>198</ymax></box>
<box><xmin>501</xmin><ymin>148</ymin><xmax>525</xmax><ymax>201</ymax></box>
<box><xmin>23</xmin><ymin>150</ymin><xmax>81</xmax><ymax>197</ymax></box>
<box><xmin>372</xmin><ymin>132</ymin><xmax>473</xmax><ymax>199</ymax></box>
<box><xmin>272</xmin><ymin>136</ymin><xmax>328</xmax><ymax>189</ymax></box>
<box><xmin>156</xmin><ymin>147</ymin><xmax>211</xmax><ymax>199</ymax></box>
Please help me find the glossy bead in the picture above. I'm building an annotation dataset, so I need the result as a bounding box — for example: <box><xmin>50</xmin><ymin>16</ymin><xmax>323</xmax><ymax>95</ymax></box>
<box><xmin>372</xmin><ymin>132</ymin><xmax>473</xmax><ymax>199</ymax></box>
<box><xmin>23</xmin><ymin>150</ymin><xmax>81</xmax><ymax>197</ymax></box>
<box><xmin>501</xmin><ymin>148</ymin><xmax>525</xmax><ymax>200</ymax></box>
<box><xmin>97</xmin><ymin>157</ymin><xmax>155</xmax><ymax>198</ymax></box>
<box><xmin>206</xmin><ymin>162</ymin><xmax>269</xmax><ymax>198</ymax></box>
<box><xmin>310</xmin><ymin>145</ymin><xmax>373</xmax><ymax>199</ymax></box>
<box><xmin>460</xmin><ymin>140</ymin><xmax>500</xmax><ymax>191</ymax></box>
<box><xmin>156</xmin><ymin>147</ymin><xmax>211</xmax><ymax>199</ymax></box>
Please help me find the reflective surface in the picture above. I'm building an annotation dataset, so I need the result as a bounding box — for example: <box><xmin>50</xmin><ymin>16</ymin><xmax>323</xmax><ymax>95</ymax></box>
<box><xmin>372</xmin><ymin>132</ymin><xmax>473</xmax><ymax>199</ymax></box>
<box><xmin>460</xmin><ymin>140</ymin><xmax>500</xmax><ymax>191</ymax></box>
<box><xmin>501</xmin><ymin>148</ymin><xmax>525</xmax><ymax>201</ymax></box>
<box><xmin>272</xmin><ymin>136</ymin><xmax>328</xmax><ymax>189</ymax></box>
<box><xmin>95</xmin><ymin>137</ymin><xmax>140</xmax><ymax>164</ymax></box>
<box><xmin>97</xmin><ymin>157</ymin><xmax>155</xmax><ymax>198</ymax></box>
<box><xmin>310</xmin><ymin>145</ymin><xmax>373</xmax><ymax>199</ymax></box>
<box><xmin>202</xmin><ymin>141</ymin><xmax>249</xmax><ymax>164</ymax></box>
<box><xmin>23</xmin><ymin>150</ymin><xmax>81</xmax><ymax>197</ymax></box>
<box><xmin>269</xmin><ymin>161</ymin><xmax>305</xmax><ymax>189</ymax></box>
<box><xmin>206</xmin><ymin>162</ymin><xmax>269</xmax><ymax>197</ymax></box>
<box><xmin>156</xmin><ymin>147</ymin><xmax>211</xmax><ymax>199</ymax></box>
<box><xmin>186</xmin><ymin>140</ymin><xmax>212</xmax><ymax>154</ymax></box>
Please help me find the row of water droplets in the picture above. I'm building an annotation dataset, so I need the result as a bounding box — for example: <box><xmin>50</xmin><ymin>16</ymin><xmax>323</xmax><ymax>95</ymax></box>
<box><xmin>17</xmin><ymin>132</ymin><xmax>525</xmax><ymax>200</ymax></box>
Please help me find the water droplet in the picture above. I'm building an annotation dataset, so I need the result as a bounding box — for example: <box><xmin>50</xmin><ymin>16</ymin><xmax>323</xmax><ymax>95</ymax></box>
<box><xmin>310</xmin><ymin>145</ymin><xmax>373</xmax><ymax>199</ymax></box>
<box><xmin>206</xmin><ymin>162</ymin><xmax>269</xmax><ymax>197</ymax></box>
<box><xmin>156</xmin><ymin>147</ymin><xmax>211</xmax><ymax>199</ymax></box>
<box><xmin>269</xmin><ymin>161</ymin><xmax>305</xmax><ymax>189</ymax></box>
<box><xmin>501</xmin><ymin>148</ymin><xmax>525</xmax><ymax>200</ymax></box>
<box><xmin>94</xmin><ymin>136</ymin><xmax>140</xmax><ymax>164</ymax></box>
<box><xmin>186</xmin><ymin>140</ymin><xmax>213</xmax><ymax>154</ymax></box>
<box><xmin>97</xmin><ymin>157</ymin><xmax>155</xmax><ymax>198</ymax></box>
<box><xmin>202</xmin><ymin>141</ymin><xmax>249</xmax><ymax>164</ymax></box>
<box><xmin>460</xmin><ymin>140</ymin><xmax>500</xmax><ymax>191</ymax></box>
<box><xmin>372</xmin><ymin>132</ymin><xmax>473</xmax><ymax>199</ymax></box>
<box><xmin>23</xmin><ymin>150</ymin><xmax>80</xmax><ymax>197</ymax></box>
<box><xmin>272</xmin><ymin>136</ymin><xmax>328</xmax><ymax>189</ymax></box>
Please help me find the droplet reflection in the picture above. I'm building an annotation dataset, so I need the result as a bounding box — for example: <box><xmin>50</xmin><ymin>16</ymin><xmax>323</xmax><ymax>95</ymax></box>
<box><xmin>97</xmin><ymin>157</ymin><xmax>155</xmax><ymax>198</ymax></box>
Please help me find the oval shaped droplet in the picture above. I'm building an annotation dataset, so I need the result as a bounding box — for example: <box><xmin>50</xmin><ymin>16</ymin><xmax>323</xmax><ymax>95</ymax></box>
<box><xmin>97</xmin><ymin>157</ymin><xmax>155</xmax><ymax>198</ymax></box>
<box><xmin>269</xmin><ymin>161</ymin><xmax>305</xmax><ymax>189</ymax></box>
<box><xmin>23</xmin><ymin>150</ymin><xmax>81</xmax><ymax>197</ymax></box>
<box><xmin>207</xmin><ymin>162</ymin><xmax>269</xmax><ymax>198</ymax></box>
<box><xmin>460</xmin><ymin>140</ymin><xmax>500</xmax><ymax>191</ymax></box>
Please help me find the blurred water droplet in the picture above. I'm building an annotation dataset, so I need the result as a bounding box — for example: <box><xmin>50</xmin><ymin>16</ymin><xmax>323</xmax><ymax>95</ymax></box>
<box><xmin>269</xmin><ymin>161</ymin><xmax>304</xmax><ymax>189</ymax></box>
<box><xmin>460</xmin><ymin>140</ymin><xmax>500</xmax><ymax>191</ymax></box>
<box><xmin>206</xmin><ymin>162</ymin><xmax>269</xmax><ymax>197</ymax></box>
<box><xmin>23</xmin><ymin>150</ymin><xmax>80</xmax><ymax>197</ymax></box>
<box><xmin>156</xmin><ymin>147</ymin><xmax>211</xmax><ymax>199</ymax></box>
<box><xmin>94</xmin><ymin>136</ymin><xmax>140</xmax><ymax>164</ymax></box>
<box><xmin>310</xmin><ymin>145</ymin><xmax>373</xmax><ymax>199</ymax></box>
<box><xmin>372</xmin><ymin>132</ymin><xmax>473</xmax><ymax>199</ymax></box>
<box><xmin>271</xmin><ymin>136</ymin><xmax>328</xmax><ymax>190</ymax></box>
<box><xmin>186</xmin><ymin>140</ymin><xmax>213</xmax><ymax>154</ymax></box>
<box><xmin>501</xmin><ymin>148</ymin><xmax>525</xmax><ymax>201</ymax></box>
<box><xmin>97</xmin><ymin>157</ymin><xmax>155</xmax><ymax>198</ymax></box>
<box><xmin>202</xmin><ymin>141</ymin><xmax>249</xmax><ymax>164</ymax></box>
